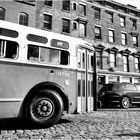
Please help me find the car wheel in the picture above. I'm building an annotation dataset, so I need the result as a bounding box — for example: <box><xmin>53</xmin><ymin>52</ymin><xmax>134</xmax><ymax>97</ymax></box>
<box><xmin>121</xmin><ymin>96</ymin><xmax>131</xmax><ymax>109</ymax></box>
<box><xmin>27</xmin><ymin>89</ymin><xmax>63</xmax><ymax>126</ymax></box>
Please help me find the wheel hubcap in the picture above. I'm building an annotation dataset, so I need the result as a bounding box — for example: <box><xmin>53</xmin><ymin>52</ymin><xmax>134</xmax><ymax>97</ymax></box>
<box><xmin>122</xmin><ymin>97</ymin><xmax>129</xmax><ymax>108</ymax></box>
<box><xmin>33</xmin><ymin>99</ymin><xmax>54</xmax><ymax>118</ymax></box>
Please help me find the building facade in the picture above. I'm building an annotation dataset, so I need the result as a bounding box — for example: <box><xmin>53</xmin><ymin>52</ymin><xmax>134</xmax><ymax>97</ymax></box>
<box><xmin>1</xmin><ymin>0</ymin><xmax>140</xmax><ymax>91</ymax></box>
<box><xmin>35</xmin><ymin>0</ymin><xmax>140</xmax><ymax>91</ymax></box>
<box><xmin>91</xmin><ymin>0</ymin><xmax>140</xmax><ymax>90</ymax></box>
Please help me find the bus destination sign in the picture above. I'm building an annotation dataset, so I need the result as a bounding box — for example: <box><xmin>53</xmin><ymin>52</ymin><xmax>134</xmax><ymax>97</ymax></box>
<box><xmin>51</xmin><ymin>39</ymin><xmax>69</xmax><ymax>49</ymax></box>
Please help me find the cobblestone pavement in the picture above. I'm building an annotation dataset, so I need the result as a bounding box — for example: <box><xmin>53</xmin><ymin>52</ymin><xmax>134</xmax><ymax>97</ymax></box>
<box><xmin>1</xmin><ymin>108</ymin><xmax>140</xmax><ymax>139</ymax></box>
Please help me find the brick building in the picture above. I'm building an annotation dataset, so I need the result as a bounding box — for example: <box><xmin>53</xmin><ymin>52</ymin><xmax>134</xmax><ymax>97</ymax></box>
<box><xmin>0</xmin><ymin>0</ymin><xmax>36</xmax><ymax>27</ymax></box>
<box><xmin>91</xmin><ymin>0</ymin><xmax>140</xmax><ymax>90</ymax></box>
<box><xmin>35</xmin><ymin>0</ymin><xmax>140</xmax><ymax>91</ymax></box>
<box><xmin>1</xmin><ymin>0</ymin><xmax>140</xmax><ymax>90</ymax></box>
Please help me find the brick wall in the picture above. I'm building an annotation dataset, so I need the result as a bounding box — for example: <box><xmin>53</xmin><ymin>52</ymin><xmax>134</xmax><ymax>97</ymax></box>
<box><xmin>0</xmin><ymin>1</ymin><xmax>36</xmax><ymax>27</ymax></box>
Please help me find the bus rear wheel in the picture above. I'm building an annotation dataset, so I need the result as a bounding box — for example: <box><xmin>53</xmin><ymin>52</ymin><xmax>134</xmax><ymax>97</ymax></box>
<box><xmin>27</xmin><ymin>90</ymin><xmax>63</xmax><ymax>127</ymax></box>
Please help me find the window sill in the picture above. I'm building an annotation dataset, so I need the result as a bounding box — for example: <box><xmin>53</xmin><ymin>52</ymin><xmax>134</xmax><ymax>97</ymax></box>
<box><xmin>44</xmin><ymin>5</ymin><xmax>52</xmax><ymax>9</ymax></box>
<box><xmin>79</xmin><ymin>35</ymin><xmax>86</xmax><ymax>38</ymax></box>
<box><xmin>61</xmin><ymin>9</ymin><xmax>70</xmax><ymax>13</ymax></box>
<box><xmin>61</xmin><ymin>32</ymin><xmax>70</xmax><ymax>35</ymax></box>
<box><xmin>42</xmin><ymin>28</ymin><xmax>52</xmax><ymax>31</ymax></box>
<box><xmin>108</xmin><ymin>41</ymin><xmax>115</xmax><ymax>44</ymax></box>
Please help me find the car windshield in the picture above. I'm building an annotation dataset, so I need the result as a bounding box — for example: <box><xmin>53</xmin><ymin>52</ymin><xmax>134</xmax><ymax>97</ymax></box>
<box><xmin>100</xmin><ymin>84</ymin><xmax>114</xmax><ymax>92</ymax></box>
<box><xmin>100</xmin><ymin>83</ymin><xmax>125</xmax><ymax>92</ymax></box>
<box><xmin>113</xmin><ymin>83</ymin><xmax>125</xmax><ymax>91</ymax></box>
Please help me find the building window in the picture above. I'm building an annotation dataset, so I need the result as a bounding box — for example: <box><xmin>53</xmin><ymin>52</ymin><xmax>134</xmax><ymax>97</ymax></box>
<box><xmin>79</xmin><ymin>4</ymin><xmax>86</xmax><ymax>16</ymax></box>
<box><xmin>110</xmin><ymin>52</ymin><xmax>116</xmax><ymax>68</ymax></box>
<box><xmin>44</xmin><ymin>0</ymin><xmax>52</xmax><ymax>7</ymax></box>
<box><xmin>131</xmin><ymin>18</ymin><xmax>137</xmax><ymax>30</ymax></box>
<box><xmin>96</xmin><ymin>50</ymin><xmax>102</xmax><ymax>69</ymax></box>
<box><xmin>62</xmin><ymin>18</ymin><xmax>70</xmax><ymax>33</ymax></box>
<box><xmin>94</xmin><ymin>8</ymin><xmax>100</xmax><ymax>20</ymax></box>
<box><xmin>18</xmin><ymin>12</ymin><xmax>28</xmax><ymax>26</ymax></box>
<box><xmin>107</xmin><ymin>12</ymin><xmax>113</xmax><ymax>23</ymax></box>
<box><xmin>0</xmin><ymin>7</ymin><xmax>5</xmax><ymax>20</ymax></box>
<box><xmin>120</xmin><ymin>16</ymin><xmax>125</xmax><ymax>27</ymax></box>
<box><xmin>108</xmin><ymin>29</ymin><xmax>115</xmax><ymax>43</ymax></box>
<box><xmin>135</xmin><ymin>57</ymin><xmax>139</xmax><ymax>72</ymax></box>
<box><xmin>121</xmin><ymin>33</ymin><xmax>127</xmax><ymax>45</ymax></box>
<box><xmin>95</xmin><ymin>26</ymin><xmax>101</xmax><ymax>39</ymax></box>
<box><xmin>123</xmin><ymin>55</ymin><xmax>129</xmax><ymax>72</ymax></box>
<box><xmin>73</xmin><ymin>22</ymin><xmax>77</xmax><ymax>30</ymax></box>
<box><xmin>72</xmin><ymin>2</ymin><xmax>77</xmax><ymax>11</ymax></box>
<box><xmin>43</xmin><ymin>14</ymin><xmax>52</xmax><ymax>30</ymax></box>
<box><xmin>79</xmin><ymin>22</ymin><xmax>86</xmax><ymax>37</ymax></box>
<box><xmin>132</xmin><ymin>36</ymin><xmax>138</xmax><ymax>47</ymax></box>
<box><xmin>62</xmin><ymin>0</ymin><xmax>70</xmax><ymax>11</ymax></box>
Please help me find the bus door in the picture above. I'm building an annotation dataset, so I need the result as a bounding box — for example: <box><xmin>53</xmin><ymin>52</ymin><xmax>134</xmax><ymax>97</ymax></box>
<box><xmin>87</xmin><ymin>51</ymin><xmax>94</xmax><ymax>112</ymax></box>
<box><xmin>77</xmin><ymin>47</ymin><xmax>94</xmax><ymax>113</ymax></box>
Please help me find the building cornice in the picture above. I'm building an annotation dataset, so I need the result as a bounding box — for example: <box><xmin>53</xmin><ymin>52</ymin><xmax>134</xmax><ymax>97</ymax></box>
<box><xmin>15</xmin><ymin>0</ymin><xmax>35</xmax><ymax>6</ymax></box>
<box><xmin>88</xmin><ymin>0</ymin><xmax>140</xmax><ymax>18</ymax></box>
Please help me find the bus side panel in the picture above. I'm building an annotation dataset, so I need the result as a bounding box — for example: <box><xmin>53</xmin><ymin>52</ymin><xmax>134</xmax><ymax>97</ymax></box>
<box><xmin>0</xmin><ymin>62</ymin><xmax>23</xmax><ymax>118</ymax></box>
<box><xmin>48</xmin><ymin>69</ymin><xmax>77</xmax><ymax>114</ymax></box>
<box><xmin>0</xmin><ymin>62</ymin><xmax>50</xmax><ymax>118</ymax></box>
<box><xmin>0</xmin><ymin>62</ymin><xmax>77</xmax><ymax>118</ymax></box>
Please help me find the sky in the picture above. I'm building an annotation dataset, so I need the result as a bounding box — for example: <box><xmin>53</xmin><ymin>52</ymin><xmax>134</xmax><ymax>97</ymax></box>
<box><xmin>113</xmin><ymin>0</ymin><xmax>140</xmax><ymax>10</ymax></box>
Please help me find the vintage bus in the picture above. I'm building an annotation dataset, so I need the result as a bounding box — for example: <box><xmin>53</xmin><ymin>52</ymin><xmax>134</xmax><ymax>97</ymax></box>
<box><xmin>0</xmin><ymin>20</ymin><xmax>95</xmax><ymax>126</ymax></box>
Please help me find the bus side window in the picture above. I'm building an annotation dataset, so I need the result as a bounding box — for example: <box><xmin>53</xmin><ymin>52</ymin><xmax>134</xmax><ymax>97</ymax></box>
<box><xmin>88</xmin><ymin>53</ymin><xmax>93</xmax><ymax>70</ymax></box>
<box><xmin>5</xmin><ymin>41</ymin><xmax>18</xmax><ymax>59</ymax></box>
<box><xmin>40</xmin><ymin>47</ymin><xmax>69</xmax><ymax>65</ymax></box>
<box><xmin>0</xmin><ymin>40</ymin><xmax>5</xmax><ymax>57</ymax></box>
<box><xmin>82</xmin><ymin>52</ymin><xmax>85</xmax><ymax>69</ymax></box>
<box><xmin>40</xmin><ymin>47</ymin><xmax>59</xmax><ymax>64</ymax></box>
<box><xmin>40</xmin><ymin>47</ymin><xmax>49</xmax><ymax>63</ymax></box>
<box><xmin>0</xmin><ymin>39</ymin><xmax>18</xmax><ymax>59</ymax></box>
<box><xmin>91</xmin><ymin>55</ymin><xmax>93</xmax><ymax>69</ymax></box>
<box><xmin>27</xmin><ymin>45</ymin><xmax>39</xmax><ymax>61</ymax></box>
<box><xmin>49</xmin><ymin>49</ymin><xmax>59</xmax><ymax>64</ymax></box>
<box><xmin>77</xmin><ymin>51</ymin><xmax>81</xmax><ymax>68</ymax></box>
<box><xmin>60</xmin><ymin>50</ymin><xmax>69</xmax><ymax>65</ymax></box>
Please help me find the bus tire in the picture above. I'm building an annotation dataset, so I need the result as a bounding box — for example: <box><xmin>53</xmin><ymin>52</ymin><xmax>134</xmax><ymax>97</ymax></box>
<box><xmin>27</xmin><ymin>89</ymin><xmax>63</xmax><ymax>127</ymax></box>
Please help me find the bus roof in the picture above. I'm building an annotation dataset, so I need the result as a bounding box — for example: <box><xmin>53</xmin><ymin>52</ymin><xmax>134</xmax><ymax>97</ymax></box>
<box><xmin>0</xmin><ymin>20</ymin><xmax>94</xmax><ymax>51</ymax></box>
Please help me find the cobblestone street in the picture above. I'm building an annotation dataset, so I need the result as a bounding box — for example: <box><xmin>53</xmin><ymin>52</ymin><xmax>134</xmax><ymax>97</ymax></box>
<box><xmin>1</xmin><ymin>108</ymin><xmax>140</xmax><ymax>139</ymax></box>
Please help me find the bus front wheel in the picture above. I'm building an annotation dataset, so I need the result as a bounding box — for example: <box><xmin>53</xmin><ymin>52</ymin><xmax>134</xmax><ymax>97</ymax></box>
<box><xmin>27</xmin><ymin>89</ymin><xmax>63</xmax><ymax>126</ymax></box>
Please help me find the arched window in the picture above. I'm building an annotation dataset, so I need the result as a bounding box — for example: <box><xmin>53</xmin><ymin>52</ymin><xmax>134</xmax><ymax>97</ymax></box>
<box><xmin>0</xmin><ymin>7</ymin><xmax>5</xmax><ymax>20</ymax></box>
<box><xmin>18</xmin><ymin>12</ymin><xmax>28</xmax><ymax>26</ymax></box>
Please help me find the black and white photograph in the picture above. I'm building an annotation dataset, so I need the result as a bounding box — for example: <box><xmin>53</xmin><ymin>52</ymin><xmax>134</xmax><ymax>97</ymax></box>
<box><xmin>0</xmin><ymin>0</ymin><xmax>140</xmax><ymax>139</ymax></box>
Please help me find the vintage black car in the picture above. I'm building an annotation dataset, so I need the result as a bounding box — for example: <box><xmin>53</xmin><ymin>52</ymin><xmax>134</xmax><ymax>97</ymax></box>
<box><xmin>98</xmin><ymin>83</ymin><xmax>140</xmax><ymax>108</ymax></box>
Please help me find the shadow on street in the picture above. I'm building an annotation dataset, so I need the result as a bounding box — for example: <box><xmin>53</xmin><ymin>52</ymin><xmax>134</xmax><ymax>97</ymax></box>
<box><xmin>97</xmin><ymin>106</ymin><xmax>140</xmax><ymax>111</ymax></box>
<box><xmin>0</xmin><ymin>117</ymin><xmax>71</xmax><ymax>130</ymax></box>
<box><xmin>117</xmin><ymin>133</ymin><xmax>140</xmax><ymax>137</ymax></box>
